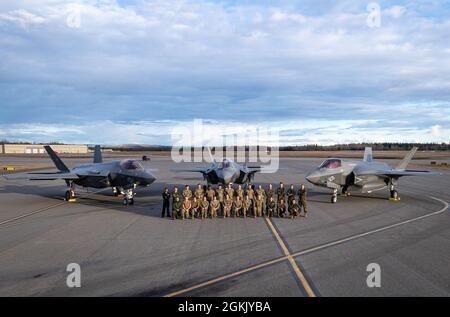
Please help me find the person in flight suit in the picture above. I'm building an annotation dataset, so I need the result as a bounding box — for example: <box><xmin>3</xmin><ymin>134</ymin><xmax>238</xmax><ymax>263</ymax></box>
<box><xmin>210</xmin><ymin>196</ymin><xmax>220</xmax><ymax>218</ymax></box>
<box><xmin>266</xmin><ymin>196</ymin><xmax>276</xmax><ymax>218</ymax></box>
<box><xmin>278</xmin><ymin>198</ymin><xmax>286</xmax><ymax>218</ymax></box>
<box><xmin>289</xmin><ymin>199</ymin><xmax>300</xmax><ymax>219</ymax></box>
<box><xmin>191</xmin><ymin>196</ymin><xmax>201</xmax><ymax>218</ymax></box>
<box><xmin>206</xmin><ymin>185</ymin><xmax>216</xmax><ymax>202</ymax></box>
<box><xmin>183</xmin><ymin>185</ymin><xmax>193</xmax><ymax>202</ymax></box>
<box><xmin>256</xmin><ymin>185</ymin><xmax>266</xmax><ymax>210</ymax></box>
<box><xmin>172</xmin><ymin>186</ymin><xmax>180</xmax><ymax>211</ymax></box>
<box><xmin>298</xmin><ymin>183</ymin><xmax>308</xmax><ymax>217</ymax></box>
<box><xmin>287</xmin><ymin>184</ymin><xmax>296</xmax><ymax>207</ymax></box>
<box><xmin>172</xmin><ymin>197</ymin><xmax>182</xmax><ymax>220</ymax></box>
<box><xmin>233</xmin><ymin>196</ymin><xmax>243</xmax><ymax>218</ymax></box>
<box><xmin>243</xmin><ymin>195</ymin><xmax>252</xmax><ymax>218</ymax></box>
<box><xmin>182</xmin><ymin>197</ymin><xmax>192</xmax><ymax>220</ymax></box>
<box><xmin>200</xmin><ymin>196</ymin><xmax>209</xmax><ymax>219</ymax></box>
<box><xmin>246</xmin><ymin>185</ymin><xmax>255</xmax><ymax>216</ymax></box>
<box><xmin>277</xmin><ymin>182</ymin><xmax>285</xmax><ymax>207</ymax></box>
<box><xmin>236</xmin><ymin>184</ymin><xmax>244</xmax><ymax>201</ymax></box>
<box><xmin>223</xmin><ymin>194</ymin><xmax>233</xmax><ymax>218</ymax></box>
<box><xmin>266</xmin><ymin>184</ymin><xmax>274</xmax><ymax>206</ymax></box>
<box><xmin>226</xmin><ymin>183</ymin><xmax>235</xmax><ymax>201</ymax></box>
<box><xmin>161</xmin><ymin>187</ymin><xmax>171</xmax><ymax>218</ymax></box>
<box><xmin>216</xmin><ymin>184</ymin><xmax>225</xmax><ymax>216</ymax></box>
<box><xmin>255</xmin><ymin>195</ymin><xmax>264</xmax><ymax>217</ymax></box>
<box><xmin>195</xmin><ymin>184</ymin><xmax>204</xmax><ymax>201</ymax></box>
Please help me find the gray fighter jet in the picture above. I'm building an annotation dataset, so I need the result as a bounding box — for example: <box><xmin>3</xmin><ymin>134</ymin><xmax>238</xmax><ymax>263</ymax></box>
<box><xmin>174</xmin><ymin>149</ymin><xmax>260</xmax><ymax>185</ymax></box>
<box><xmin>8</xmin><ymin>145</ymin><xmax>156</xmax><ymax>205</ymax></box>
<box><xmin>305</xmin><ymin>147</ymin><xmax>437</xmax><ymax>203</ymax></box>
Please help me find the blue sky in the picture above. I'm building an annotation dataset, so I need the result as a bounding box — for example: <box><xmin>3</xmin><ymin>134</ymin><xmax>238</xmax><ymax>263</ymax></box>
<box><xmin>0</xmin><ymin>0</ymin><xmax>449</xmax><ymax>145</ymax></box>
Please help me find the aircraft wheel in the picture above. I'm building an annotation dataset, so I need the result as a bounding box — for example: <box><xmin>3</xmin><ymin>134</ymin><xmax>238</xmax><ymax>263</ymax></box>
<box><xmin>390</xmin><ymin>190</ymin><xmax>398</xmax><ymax>199</ymax></box>
<box><xmin>123</xmin><ymin>198</ymin><xmax>129</xmax><ymax>206</ymax></box>
<box><xmin>65</xmin><ymin>190</ymin><xmax>72</xmax><ymax>201</ymax></box>
<box><xmin>129</xmin><ymin>198</ymin><xmax>134</xmax><ymax>205</ymax></box>
<box><xmin>331</xmin><ymin>195</ymin><xmax>337</xmax><ymax>204</ymax></box>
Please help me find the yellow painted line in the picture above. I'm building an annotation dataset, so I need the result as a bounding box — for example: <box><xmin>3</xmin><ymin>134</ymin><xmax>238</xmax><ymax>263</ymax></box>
<box><xmin>163</xmin><ymin>255</ymin><xmax>288</xmax><ymax>297</ymax></box>
<box><xmin>163</xmin><ymin>196</ymin><xmax>448</xmax><ymax>297</ymax></box>
<box><xmin>265</xmin><ymin>217</ymin><xmax>316</xmax><ymax>297</ymax></box>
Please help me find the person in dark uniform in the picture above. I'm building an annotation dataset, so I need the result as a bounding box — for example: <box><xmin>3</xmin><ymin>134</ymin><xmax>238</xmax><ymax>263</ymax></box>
<box><xmin>161</xmin><ymin>187</ymin><xmax>171</xmax><ymax>218</ymax></box>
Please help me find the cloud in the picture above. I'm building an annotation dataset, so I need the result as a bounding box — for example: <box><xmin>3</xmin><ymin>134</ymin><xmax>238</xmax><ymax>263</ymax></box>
<box><xmin>0</xmin><ymin>0</ymin><xmax>449</xmax><ymax>144</ymax></box>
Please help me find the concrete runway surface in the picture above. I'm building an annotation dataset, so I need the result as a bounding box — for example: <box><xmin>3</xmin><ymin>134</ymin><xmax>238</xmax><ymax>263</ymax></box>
<box><xmin>0</xmin><ymin>156</ymin><xmax>449</xmax><ymax>297</ymax></box>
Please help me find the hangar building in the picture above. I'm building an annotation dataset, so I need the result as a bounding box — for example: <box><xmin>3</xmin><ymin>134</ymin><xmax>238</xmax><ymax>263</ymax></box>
<box><xmin>0</xmin><ymin>144</ymin><xmax>88</xmax><ymax>154</ymax></box>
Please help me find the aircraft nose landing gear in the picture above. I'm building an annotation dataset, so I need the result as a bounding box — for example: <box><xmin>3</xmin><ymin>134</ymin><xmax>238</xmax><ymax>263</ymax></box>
<box><xmin>123</xmin><ymin>189</ymin><xmax>135</xmax><ymax>206</ymax></box>
<box><xmin>331</xmin><ymin>189</ymin><xmax>338</xmax><ymax>203</ymax></box>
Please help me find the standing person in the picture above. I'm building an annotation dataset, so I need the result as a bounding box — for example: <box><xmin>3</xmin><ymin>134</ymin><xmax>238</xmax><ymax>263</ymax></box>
<box><xmin>278</xmin><ymin>199</ymin><xmax>286</xmax><ymax>218</ymax></box>
<box><xmin>195</xmin><ymin>184</ymin><xmax>204</xmax><ymax>201</ymax></box>
<box><xmin>172</xmin><ymin>186</ymin><xmax>180</xmax><ymax>211</ymax></box>
<box><xmin>243</xmin><ymin>195</ymin><xmax>252</xmax><ymax>218</ymax></box>
<box><xmin>172</xmin><ymin>197</ymin><xmax>182</xmax><ymax>220</ymax></box>
<box><xmin>277</xmin><ymin>182</ymin><xmax>285</xmax><ymax>208</ymax></box>
<box><xmin>233</xmin><ymin>196</ymin><xmax>243</xmax><ymax>218</ymax></box>
<box><xmin>200</xmin><ymin>196</ymin><xmax>209</xmax><ymax>219</ymax></box>
<box><xmin>287</xmin><ymin>184</ymin><xmax>296</xmax><ymax>207</ymax></box>
<box><xmin>236</xmin><ymin>184</ymin><xmax>244</xmax><ymax>201</ymax></box>
<box><xmin>256</xmin><ymin>185</ymin><xmax>266</xmax><ymax>211</ymax></box>
<box><xmin>161</xmin><ymin>187</ymin><xmax>171</xmax><ymax>218</ymax></box>
<box><xmin>183</xmin><ymin>185</ymin><xmax>193</xmax><ymax>202</ymax></box>
<box><xmin>298</xmin><ymin>183</ymin><xmax>308</xmax><ymax>217</ymax></box>
<box><xmin>255</xmin><ymin>195</ymin><xmax>264</xmax><ymax>217</ymax></box>
<box><xmin>216</xmin><ymin>184</ymin><xmax>225</xmax><ymax>216</ymax></box>
<box><xmin>246</xmin><ymin>185</ymin><xmax>255</xmax><ymax>216</ymax></box>
<box><xmin>191</xmin><ymin>196</ymin><xmax>200</xmax><ymax>218</ymax></box>
<box><xmin>266</xmin><ymin>196</ymin><xmax>276</xmax><ymax>218</ymax></box>
<box><xmin>182</xmin><ymin>197</ymin><xmax>192</xmax><ymax>220</ymax></box>
<box><xmin>266</xmin><ymin>184</ymin><xmax>274</xmax><ymax>206</ymax></box>
<box><xmin>289</xmin><ymin>199</ymin><xmax>300</xmax><ymax>219</ymax></box>
<box><xmin>206</xmin><ymin>185</ymin><xmax>215</xmax><ymax>202</ymax></box>
<box><xmin>224</xmin><ymin>194</ymin><xmax>233</xmax><ymax>218</ymax></box>
<box><xmin>226</xmin><ymin>183</ymin><xmax>235</xmax><ymax>200</ymax></box>
<box><xmin>210</xmin><ymin>196</ymin><xmax>220</xmax><ymax>218</ymax></box>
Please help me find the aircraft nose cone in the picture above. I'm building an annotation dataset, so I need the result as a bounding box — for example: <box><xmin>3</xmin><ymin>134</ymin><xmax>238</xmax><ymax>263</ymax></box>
<box><xmin>306</xmin><ymin>171</ymin><xmax>319</xmax><ymax>184</ymax></box>
<box><xmin>223</xmin><ymin>169</ymin><xmax>236</xmax><ymax>184</ymax></box>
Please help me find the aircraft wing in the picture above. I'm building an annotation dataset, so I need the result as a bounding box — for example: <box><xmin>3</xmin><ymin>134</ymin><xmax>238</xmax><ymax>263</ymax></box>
<box><xmin>5</xmin><ymin>172</ymin><xmax>80</xmax><ymax>181</ymax></box>
<box><xmin>356</xmin><ymin>169</ymin><xmax>440</xmax><ymax>178</ymax></box>
<box><xmin>172</xmin><ymin>168</ymin><xmax>208</xmax><ymax>174</ymax></box>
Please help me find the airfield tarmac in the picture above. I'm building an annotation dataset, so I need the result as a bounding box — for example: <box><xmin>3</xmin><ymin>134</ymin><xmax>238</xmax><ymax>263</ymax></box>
<box><xmin>0</xmin><ymin>155</ymin><xmax>449</xmax><ymax>297</ymax></box>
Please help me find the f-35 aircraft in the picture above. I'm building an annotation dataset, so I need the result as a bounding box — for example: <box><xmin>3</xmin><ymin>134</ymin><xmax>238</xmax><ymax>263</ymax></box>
<box><xmin>9</xmin><ymin>145</ymin><xmax>156</xmax><ymax>205</ymax></box>
<box><xmin>305</xmin><ymin>147</ymin><xmax>437</xmax><ymax>203</ymax></box>
<box><xmin>174</xmin><ymin>149</ymin><xmax>260</xmax><ymax>185</ymax></box>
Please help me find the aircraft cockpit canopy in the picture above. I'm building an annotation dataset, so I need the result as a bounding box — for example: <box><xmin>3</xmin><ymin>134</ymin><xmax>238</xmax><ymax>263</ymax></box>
<box><xmin>120</xmin><ymin>159</ymin><xmax>143</xmax><ymax>170</ymax></box>
<box><xmin>219</xmin><ymin>159</ymin><xmax>231</xmax><ymax>169</ymax></box>
<box><xmin>319</xmin><ymin>159</ymin><xmax>342</xmax><ymax>169</ymax></box>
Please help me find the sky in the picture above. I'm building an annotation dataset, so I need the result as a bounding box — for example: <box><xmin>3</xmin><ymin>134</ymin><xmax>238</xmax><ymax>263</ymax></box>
<box><xmin>0</xmin><ymin>0</ymin><xmax>449</xmax><ymax>145</ymax></box>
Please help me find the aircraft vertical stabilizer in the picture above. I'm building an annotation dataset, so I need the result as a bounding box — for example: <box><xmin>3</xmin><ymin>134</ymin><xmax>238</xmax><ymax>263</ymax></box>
<box><xmin>93</xmin><ymin>145</ymin><xmax>103</xmax><ymax>164</ymax></box>
<box><xmin>395</xmin><ymin>147</ymin><xmax>418</xmax><ymax>170</ymax></box>
<box><xmin>363</xmin><ymin>147</ymin><xmax>373</xmax><ymax>162</ymax></box>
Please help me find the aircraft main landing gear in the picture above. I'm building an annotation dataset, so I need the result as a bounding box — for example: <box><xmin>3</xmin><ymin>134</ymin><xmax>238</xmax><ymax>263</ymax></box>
<box><xmin>65</xmin><ymin>182</ymin><xmax>76</xmax><ymax>201</ymax></box>
<box><xmin>389</xmin><ymin>183</ymin><xmax>400</xmax><ymax>201</ymax></box>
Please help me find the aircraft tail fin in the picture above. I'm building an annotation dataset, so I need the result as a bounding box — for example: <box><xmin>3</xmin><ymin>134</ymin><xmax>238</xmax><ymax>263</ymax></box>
<box><xmin>93</xmin><ymin>145</ymin><xmax>103</xmax><ymax>163</ymax></box>
<box><xmin>44</xmin><ymin>146</ymin><xmax>70</xmax><ymax>173</ymax></box>
<box><xmin>395</xmin><ymin>147</ymin><xmax>418</xmax><ymax>170</ymax></box>
<box><xmin>363</xmin><ymin>147</ymin><xmax>373</xmax><ymax>162</ymax></box>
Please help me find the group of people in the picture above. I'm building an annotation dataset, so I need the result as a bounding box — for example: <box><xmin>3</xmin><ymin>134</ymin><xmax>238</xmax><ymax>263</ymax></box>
<box><xmin>161</xmin><ymin>182</ymin><xmax>308</xmax><ymax>220</ymax></box>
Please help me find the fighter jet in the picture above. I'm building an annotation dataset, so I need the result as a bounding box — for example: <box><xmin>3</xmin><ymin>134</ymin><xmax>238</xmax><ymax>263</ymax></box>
<box><xmin>305</xmin><ymin>147</ymin><xmax>438</xmax><ymax>203</ymax></box>
<box><xmin>7</xmin><ymin>145</ymin><xmax>156</xmax><ymax>205</ymax></box>
<box><xmin>174</xmin><ymin>149</ymin><xmax>260</xmax><ymax>185</ymax></box>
